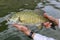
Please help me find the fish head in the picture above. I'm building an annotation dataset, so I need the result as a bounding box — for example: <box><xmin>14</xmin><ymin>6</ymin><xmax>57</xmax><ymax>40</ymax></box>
<box><xmin>6</xmin><ymin>13</ymin><xmax>20</xmax><ymax>25</ymax></box>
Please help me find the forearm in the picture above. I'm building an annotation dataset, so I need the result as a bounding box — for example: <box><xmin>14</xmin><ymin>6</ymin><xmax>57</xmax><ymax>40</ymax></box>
<box><xmin>33</xmin><ymin>33</ymin><xmax>55</xmax><ymax>40</ymax></box>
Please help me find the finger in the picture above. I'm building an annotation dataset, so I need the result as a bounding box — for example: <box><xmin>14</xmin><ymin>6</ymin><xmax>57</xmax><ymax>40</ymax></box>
<box><xmin>43</xmin><ymin>22</ymin><xmax>49</xmax><ymax>26</ymax></box>
<box><xmin>43</xmin><ymin>22</ymin><xmax>52</xmax><ymax>28</ymax></box>
<box><xmin>49</xmin><ymin>23</ymin><xmax>52</xmax><ymax>26</ymax></box>
<box><xmin>46</xmin><ymin>23</ymin><xmax>52</xmax><ymax>28</ymax></box>
<box><xmin>48</xmin><ymin>23</ymin><xmax>52</xmax><ymax>27</ymax></box>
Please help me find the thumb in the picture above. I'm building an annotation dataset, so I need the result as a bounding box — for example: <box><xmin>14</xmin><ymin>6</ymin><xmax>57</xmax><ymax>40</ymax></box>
<box><xmin>46</xmin><ymin>23</ymin><xmax>52</xmax><ymax>28</ymax></box>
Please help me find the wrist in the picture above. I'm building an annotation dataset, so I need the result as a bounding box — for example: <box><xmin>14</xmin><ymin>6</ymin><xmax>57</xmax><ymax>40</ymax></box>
<box><xmin>28</xmin><ymin>31</ymin><xmax>34</xmax><ymax>39</ymax></box>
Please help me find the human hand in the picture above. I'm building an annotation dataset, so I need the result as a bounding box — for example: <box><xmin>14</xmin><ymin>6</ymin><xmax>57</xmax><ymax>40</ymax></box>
<box><xmin>43</xmin><ymin>13</ymin><xmax>59</xmax><ymax>29</ymax></box>
<box><xmin>13</xmin><ymin>23</ymin><xmax>31</xmax><ymax>36</ymax></box>
<box><xmin>43</xmin><ymin>22</ymin><xmax>52</xmax><ymax>28</ymax></box>
<box><xmin>13</xmin><ymin>24</ymin><xmax>28</xmax><ymax>32</ymax></box>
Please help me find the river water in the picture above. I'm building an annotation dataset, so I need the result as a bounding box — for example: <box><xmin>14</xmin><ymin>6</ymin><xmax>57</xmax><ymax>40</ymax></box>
<box><xmin>0</xmin><ymin>0</ymin><xmax>60</xmax><ymax>40</ymax></box>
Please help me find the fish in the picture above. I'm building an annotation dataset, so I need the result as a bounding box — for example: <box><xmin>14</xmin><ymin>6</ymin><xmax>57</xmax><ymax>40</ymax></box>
<box><xmin>6</xmin><ymin>9</ymin><xmax>56</xmax><ymax>30</ymax></box>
